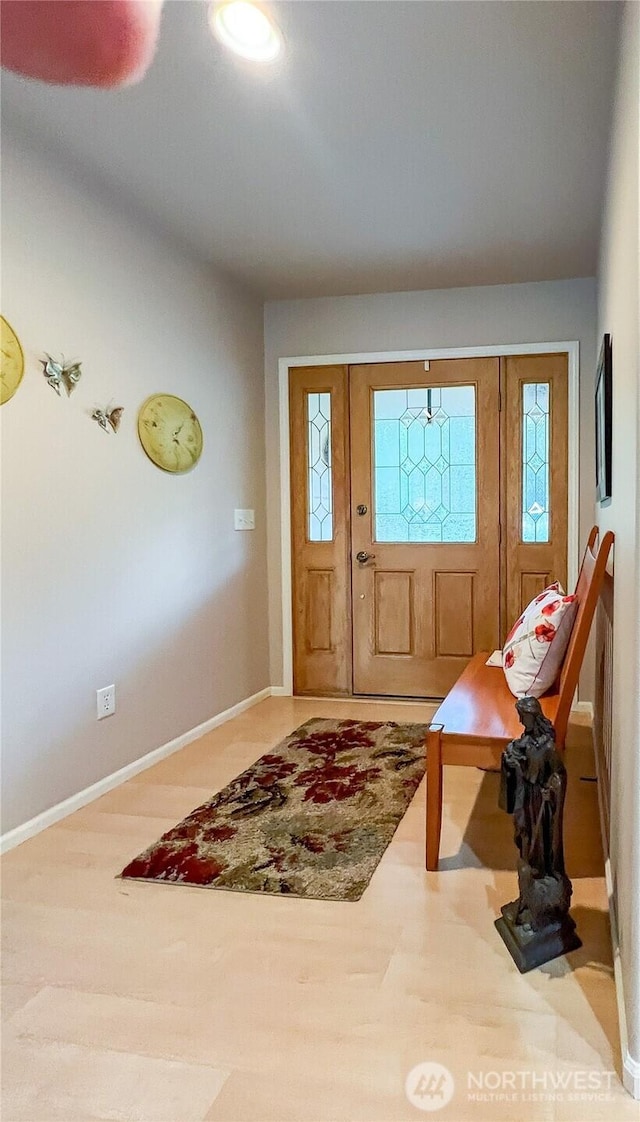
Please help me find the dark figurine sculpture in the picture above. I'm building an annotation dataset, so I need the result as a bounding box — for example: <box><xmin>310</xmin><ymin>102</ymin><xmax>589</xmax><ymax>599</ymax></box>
<box><xmin>495</xmin><ymin>696</ymin><xmax>581</xmax><ymax>972</ymax></box>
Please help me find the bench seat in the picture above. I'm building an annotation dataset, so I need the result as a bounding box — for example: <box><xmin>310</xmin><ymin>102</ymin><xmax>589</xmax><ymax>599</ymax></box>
<box><xmin>431</xmin><ymin>652</ymin><xmax>561</xmax><ymax>753</ymax></box>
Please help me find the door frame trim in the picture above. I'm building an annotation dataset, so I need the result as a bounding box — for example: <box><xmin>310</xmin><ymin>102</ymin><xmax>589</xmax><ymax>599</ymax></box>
<box><xmin>277</xmin><ymin>341</ymin><xmax>580</xmax><ymax>697</ymax></box>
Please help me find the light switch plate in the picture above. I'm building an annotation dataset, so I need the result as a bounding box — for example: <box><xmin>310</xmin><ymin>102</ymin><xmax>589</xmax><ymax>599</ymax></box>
<box><xmin>234</xmin><ymin>509</ymin><xmax>255</xmax><ymax>531</ymax></box>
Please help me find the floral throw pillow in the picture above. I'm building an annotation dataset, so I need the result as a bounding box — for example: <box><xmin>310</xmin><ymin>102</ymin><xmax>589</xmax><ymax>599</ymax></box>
<box><xmin>503</xmin><ymin>583</ymin><xmax>578</xmax><ymax>698</ymax></box>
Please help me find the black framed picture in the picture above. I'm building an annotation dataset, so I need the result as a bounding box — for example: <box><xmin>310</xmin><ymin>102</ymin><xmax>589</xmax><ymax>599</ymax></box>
<box><xmin>595</xmin><ymin>333</ymin><xmax>612</xmax><ymax>503</ymax></box>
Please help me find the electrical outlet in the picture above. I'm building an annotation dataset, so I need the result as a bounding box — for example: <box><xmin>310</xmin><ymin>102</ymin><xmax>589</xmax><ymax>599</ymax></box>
<box><xmin>97</xmin><ymin>684</ymin><xmax>115</xmax><ymax>720</ymax></box>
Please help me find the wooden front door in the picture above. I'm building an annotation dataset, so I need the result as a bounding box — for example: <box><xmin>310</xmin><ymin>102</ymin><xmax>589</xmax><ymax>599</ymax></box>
<box><xmin>289</xmin><ymin>352</ymin><xmax>568</xmax><ymax>699</ymax></box>
<box><xmin>350</xmin><ymin>359</ymin><xmax>500</xmax><ymax>697</ymax></box>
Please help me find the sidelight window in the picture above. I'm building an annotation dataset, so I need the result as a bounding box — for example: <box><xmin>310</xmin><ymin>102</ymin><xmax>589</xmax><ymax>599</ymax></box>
<box><xmin>522</xmin><ymin>382</ymin><xmax>550</xmax><ymax>542</ymax></box>
<box><xmin>307</xmin><ymin>392</ymin><xmax>333</xmax><ymax>541</ymax></box>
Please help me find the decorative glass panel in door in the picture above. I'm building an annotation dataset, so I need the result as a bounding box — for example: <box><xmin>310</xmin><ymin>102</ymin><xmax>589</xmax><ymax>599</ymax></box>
<box><xmin>522</xmin><ymin>382</ymin><xmax>550</xmax><ymax>543</ymax></box>
<box><xmin>373</xmin><ymin>385</ymin><xmax>476</xmax><ymax>542</ymax></box>
<box><xmin>307</xmin><ymin>392</ymin><xmax>332</xmax><ymax>541</ymax></box>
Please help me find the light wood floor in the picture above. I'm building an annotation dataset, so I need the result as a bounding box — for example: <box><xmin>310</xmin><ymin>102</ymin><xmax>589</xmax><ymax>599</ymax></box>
<box><xmin>1</xmin><ymin>697</ymin><xmax>636</xmax><ymax>1122</ymax></box>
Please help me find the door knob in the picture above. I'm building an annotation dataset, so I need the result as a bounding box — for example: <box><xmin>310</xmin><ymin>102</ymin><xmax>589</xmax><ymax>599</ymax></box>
<box><xmin>356</xmin><ymin>504</ymin><xmax>368</xmax><ymax>516</ymax></box>
<box><xmin>356</xmin><ymin>551</ymin><xmax>375</xmax><ymax>564</ymax></box>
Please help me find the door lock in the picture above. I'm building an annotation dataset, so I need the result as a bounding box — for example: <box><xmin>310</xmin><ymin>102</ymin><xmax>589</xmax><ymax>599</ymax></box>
<box><xmin>356</xmin><ymin>551</ymin><xmax>375</xmax><ymax>564</ymax></box>
<box><xmin>356</xmin><ymin>504</ymin><xmax>367</xmax><ymax>516</ymax></box>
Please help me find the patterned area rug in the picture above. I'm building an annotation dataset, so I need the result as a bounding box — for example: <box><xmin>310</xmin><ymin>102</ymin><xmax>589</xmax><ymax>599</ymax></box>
<box><xmin>121</xmin><ymin>718</ymin><xmax>428</xmax><ymax>901</ymax></box>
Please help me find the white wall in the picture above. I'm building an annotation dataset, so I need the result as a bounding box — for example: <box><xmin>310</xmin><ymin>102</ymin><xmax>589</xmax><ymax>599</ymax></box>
<box><xmin>596</xmin><ymin>0</ymin><xmax>640</xmax><ymax>1095</ymax></box>
<box><xmin>1</xmin><ymin>132</ymin><xmax>269</xmax><ymax>836</ymax></box>
<box><xmin>264</xmin><ymin>277</ymin><xmax>598</xmax><ymax>693</ymax></box>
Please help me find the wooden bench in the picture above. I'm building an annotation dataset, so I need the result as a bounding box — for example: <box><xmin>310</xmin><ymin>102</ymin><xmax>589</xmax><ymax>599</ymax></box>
<box><xmin>425</xmin><ymin>526</ymin><xmax>614</xmax><ymax>871</ymax></box>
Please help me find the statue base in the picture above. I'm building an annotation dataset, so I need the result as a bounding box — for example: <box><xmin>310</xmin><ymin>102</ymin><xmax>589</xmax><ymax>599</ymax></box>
<box><xmin>495</xmin><ymin>899</ymin><xmax>582</xmax><ymax>973</ymax></box>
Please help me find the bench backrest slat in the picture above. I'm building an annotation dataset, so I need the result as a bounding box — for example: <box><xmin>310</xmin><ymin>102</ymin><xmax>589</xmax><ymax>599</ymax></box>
<box><xmin>554</xmin><ymin>526</ymin><xmax>614</xmax><ymax>745</ymax></box>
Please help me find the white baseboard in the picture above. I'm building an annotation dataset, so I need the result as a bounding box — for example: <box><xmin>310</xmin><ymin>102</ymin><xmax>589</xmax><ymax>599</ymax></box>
<box><xmin>623</xmin><ymin>1051</ymin><xmax>640</xmax><ymax>1100</ymax></box>
<box><xmin>572</xmin><ymin>700</ymin><xmax>594</xmax><ymax>719</ymax></box>
<box><xmin>270</xmin><ymin>685</ymin><xmax>290</xmax><ymax>696</ymax></box>
<box><xmin>604</xmin><ymin>856</ymin><xmax>640</xmax><ymax>1100</ymax></box>
<box><xmin>0</xmin><ymin>687</ymin><xmax>273</xmax><ymax>855</ymax></box>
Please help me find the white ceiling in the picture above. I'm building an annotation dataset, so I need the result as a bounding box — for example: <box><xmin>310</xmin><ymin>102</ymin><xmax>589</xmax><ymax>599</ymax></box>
<box><xmin>1</xmin><ymin>1</ymin><xmax>621</xmax><ymax>299</ymax></box>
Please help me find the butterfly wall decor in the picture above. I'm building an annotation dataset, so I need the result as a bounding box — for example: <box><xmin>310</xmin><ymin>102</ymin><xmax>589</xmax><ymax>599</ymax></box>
<box><xmin>41</xmin><ymin>354</ymin><xmax>83</xmax><ymax>396</ymax></box>
<box><xmin>92</xmin><ymin>405</ymin><xmax>124</xmax><ymax>434</ymax></box>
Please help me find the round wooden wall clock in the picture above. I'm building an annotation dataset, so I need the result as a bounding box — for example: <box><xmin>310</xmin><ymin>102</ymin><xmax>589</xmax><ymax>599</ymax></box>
<box><xmin>1</xmin><ymin>316</ymin><xmax>25</xmax><ymax>405</ymax></box>
<box><xmin>137</xmin><ymin>393</ymin><xmax>203</xmax><ymax>473</ymax></box>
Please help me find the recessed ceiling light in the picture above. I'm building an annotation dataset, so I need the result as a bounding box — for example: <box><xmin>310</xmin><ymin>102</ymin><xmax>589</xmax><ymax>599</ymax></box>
<box><xmin>210</xmin><ymin>2</ymin><xmax>283</xmax><ymax>63</ymax></box>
